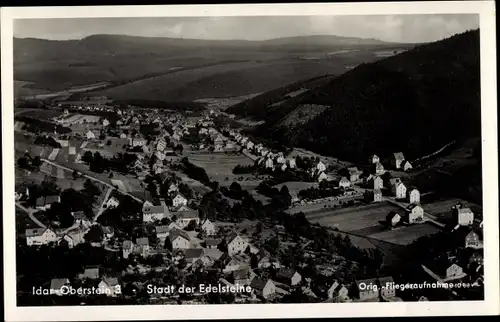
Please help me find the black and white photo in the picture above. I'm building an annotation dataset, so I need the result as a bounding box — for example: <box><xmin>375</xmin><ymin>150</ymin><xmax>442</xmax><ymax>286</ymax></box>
<box><xmin>2</xmin><ymin>2</ymin><xmax>498</xmax><ymax>320</ymax></box>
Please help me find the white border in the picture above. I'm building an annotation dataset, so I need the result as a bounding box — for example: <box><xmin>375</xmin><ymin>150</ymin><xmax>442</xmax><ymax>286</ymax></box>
<box><xmin>2</xmin><ymin>2</ymin><xmax>498</xmax><ymax>321</ymax></box>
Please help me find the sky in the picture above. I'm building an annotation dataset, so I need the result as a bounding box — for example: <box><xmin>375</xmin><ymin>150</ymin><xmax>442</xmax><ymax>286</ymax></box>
<box><xmin>14</xmin><ymin>14</ymin><xmax>479</xmax><ymax>43</ymax></box>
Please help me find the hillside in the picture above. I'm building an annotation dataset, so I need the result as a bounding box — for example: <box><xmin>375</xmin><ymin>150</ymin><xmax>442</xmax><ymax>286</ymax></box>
<box><xmin>14</xmin><ymin>34</ymin><xmax>413</xmax><ymax>94</ymax></box>
<box><xmin>244</xmin><ymin>29</ymin><xmax>480</xmax><ymax>162</ymax></box>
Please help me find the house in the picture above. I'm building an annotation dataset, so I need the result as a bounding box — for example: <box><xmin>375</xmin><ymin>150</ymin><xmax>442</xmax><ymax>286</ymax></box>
<box><xmin>98</xmin><ymin>277</ymin><xmax>121</xmax><ymax>297</ymax></box>
<box><xmin>102</xmin><ymin>226</ymin><xmax>114</xmax><ymax>240</ymax></box>
<box><xmin>50</xmin><ymin>278</ymin><xmax>70</xmax><ymax>296</ymax></box>
<box><xmin>35</xmin><ymin>195</ymin><xmax>61</xmax><ymax>210</ymax></box>
<box><xmin>155</xmin><ymin>150</ymin><xmax>165</xmax><ymax>161</ymax></box>
<box><xmin>250</xmin><ymin>278</ymin><xmax>276</xmax><ymax>299</ymax></box>
<box><xmin>378</xmin><ymin>276</ymin><xmax>396</xmax><ymax>299</ymax></box>
<box><xmin>338</xmin><ymin>177</ymin><xmax>351</xmax><ymax>189</ymax></box>
<box><xmin>288</xmin><ymin>158</ymin><xmax>296</xmax><ymax>169</ymax></box>
<box><xmin>402</xmin><ymin>160</ymin><xmax>412</xmax><ymax>171</ymax></box>
<box><xmin>370</xmin><ymin>155</ymin><xmax>380</xmax><ymax>164</ymax></box>
<box><xmin>143</xmin><ymin>205</ymin><xmax>170</xmax><ymax>223</ymax></box>
<box><xmin>453</xmin><ymin>204</ymin><xmax>474</xmax><ymax>226</ymax></box>
<box><xmin>318</xmin><ymin>172</ymin><xmax>328</xmax><ymax>182</ymax></box>
<box><xmin>79</xmin><ymin>267</ymin><xmax>100</xmax><ymax>280</ymax></box>
<box><xmin>386</xmin><ymin>211</ymin><xmax>401</xmax><ymax>227</ymax></box>
<box><xmin>176</xmin><ymin>210</ymin><xmax>200</xmax><ymax>229</ymax></box>
<box><xmin>348</xmin><ymin>167</ymin><xmax>362</xmax><ymax>183</ymax></box>
<box><xmin>172</xmin><ymin>194</ymin><xmax>188</xmax><ymax>208</ymax></box>
<box><xmin>265</xmin><ymin>158</ymin><xmax>274</xmax><ymax>169</ymax></box>
<box><xmin>438</xmin><ymin>263</ymin><xmax>465</xmax><ymax>281</ymax></box>
<box><xmin>58</xmin><ymin>234</ymin><xmax>75</xmax><ymax>248</ymax></box>
<box><xmin>405</xmin><ymin>204</ymin><xmax>424</xmax><ymax>224</ymax></box>
<box><xmin>374</xmin><ymin>162</ymin><xmax>385</xmax><ymax>175</ymax></box>
<box><xmin>204</xmin><ymin>238</ymin><xmax>221</xmax><ymax>249</ymax></box>
<box><xmin>372</xmin><ymin>176</ymin><xmax>383</xmax><ymax>189</ymax></box>
<box><xmin>102</xmin><ymin>118</ymin><xmax>110</xmax><ymax>127</ymax></box>
<box><xmin>408</xmin><ymin>188</ymin><xmax>420</xmax><ymax>204</ymax></box>
<box><xmin>364</xmin><ymin>189</ymin><xmax>382</xmax><ymax>202</ymax></box>
<box><xmin>122</xmin><ymin>240</ymin><xmax>134</xmax><ymax>259</ymax></box>
<box><xmin>179</xmin><ymin>248</ymin><xmax>205</xmax><ymax>265</ymax></box>
<box><xmin>276</xmin><ymin>155</ymin><xmax>286</xmax><ymax>164</ymax></box>
<box><xmin>246</xmin><ymin>141</ymin><xmax>255</xmax><ymax>150</ymax></box>
<box><xmin>355</xmin><ymin>278</ymin><xmax>379</xmax><ymax>301</ymax></box>
<box><xmin>134</xmin><ymin>237</ymin><xmax>150</xmax><ymax>257</ymax></box>
<box><xmin>168</xmin><ymin>183</ymin><xmax>178</xmax><ymax>194</ymax></box>
<box><xmin>327</xmin><ymin>281</ymin><xmax>349</xmax><ymax>301</ymax></box>
<box><xmin>142</xmin><ymin>200</ymin><xmax>154</xmax><ymax>209</ymax></box>
<box><xmin>232</xmin><ymin>266</ymin><xmax>254</xmax><ymax>286</ymax></box>
<box><xmin>15</xmin><ymin>186</ymin><xmax>29</xmax><ymax>201</ymax></box>
<box><xmin>156</xmin><ymin>139</ymin><xmax>167</xmax><ymax>151</ymax></box>
<box><xmin>392</xmin><ymin>182</ymin><xmax>407</xmax><ymax>199</ymax></box>
<box><xmin>86</xmin><ymin>130</ymin><xmax>96</xmax><ymax>140</ymax></box>
<box><xmin>201</xmin><ymin>219</ymin><xmax>217</xmax><ymax>236</ymax></box>
<box><xmin>130</xmin><ymin>136</ymin><xmax>147</xmax><ymax>147</ymax></box>
<box><xmin>316</xmin><ymin>161</ymin><xmax>327</xmax><ymax>173</ymax></box>
<box><xmin>392</xmin><ymin>152</ymin><xmax>405</xmax><ymax>169</ymax></box>
<box><xmin>25</xmin><ymin>228</ymin><xmax>58</xmax><ymax>246</ymax></box>
<box><xmin>275</xmin><ymin>268</ymin><xmax>302</xmax><ymax>287</ymax></box>
<box><xmin>155</xmin><ymin>225</ymin><xmax>171</xmax><ymax>242</ymax></box>
<box><xmin>169</xmin><ymin>228</ymin><xmax>191</xmax><ymax>249</ymax></box>
<box><xmin>227</xmin><ymin>234</ymin><xmax>249</xmax><ymax>256</ymax></box>
<box><xmin>72</xmin><ymin>211</ymin><xmax>91</xmax><ymax>228</ymax></box>
<box><xmin>465</xmin><ymin>231</ymin><xmax>483</xmax><ymax>249</ymax></box>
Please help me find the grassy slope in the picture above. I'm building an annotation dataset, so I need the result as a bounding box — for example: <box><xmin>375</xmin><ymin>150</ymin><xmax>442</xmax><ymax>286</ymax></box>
<box><xmin>247</xmin><ymin>29</ymin><xmax>480</xmax><ymax>163</ymax></box>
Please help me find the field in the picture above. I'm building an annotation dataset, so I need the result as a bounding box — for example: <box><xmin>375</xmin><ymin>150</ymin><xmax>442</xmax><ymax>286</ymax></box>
<box><xmin>186</xmin><ymin>152</ymin><xmax>259</xmax><ymax>187</ymax></box>
<box><xmin>91</xmin><ymin>58</ymin><xmax>367</xmax><ymax>102</ymax></box>
<box><xmin>422</xmin><ymin>198</ymin><xmax>482</xmax><ymax>220</ymax></box>
<box><xmin>306</xmin><ymin>202</ymin><xmax>399</xmax><ymax>232</ymax></box>
<box><xmin>304</xmin><ymin>201</ymin><xmax>442</xmax><ymax>247</ymax></box>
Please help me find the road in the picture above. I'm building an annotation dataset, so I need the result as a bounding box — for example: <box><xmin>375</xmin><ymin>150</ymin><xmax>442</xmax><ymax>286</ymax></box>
<box><xmin>15</xmin><ymin>202</ymin><xmax>46</xmax><ymax>229</ymax></box>
<box><xmin>41</xmin><ymin>158</ymin><xmax>144</xmax><ymax>204</ymax></box>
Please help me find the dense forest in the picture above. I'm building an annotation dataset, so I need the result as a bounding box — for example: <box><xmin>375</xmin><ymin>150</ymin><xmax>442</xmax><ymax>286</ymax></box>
<box><xmin>237</xmin><ymin>29</ymin><xmax>480</xmax><ymax>162</ymax></box>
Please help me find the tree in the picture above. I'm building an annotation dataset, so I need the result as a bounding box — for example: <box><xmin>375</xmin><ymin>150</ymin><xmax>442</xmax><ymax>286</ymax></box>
<box><xmin>82</xmin><ymin>151</ymin><xmax>93</xmax><ymax>164</ymax></box>
<box><xmin>84</xmin><ymin>225</ymin><xmax>104</xmax><ymax>243</ymax></box>
<box><xmin>17</xmin><ymin>157</ymin><xmax>30</xmax><ymax>169</ymax></box>
<box><xmin>72</xmin><ymin>170</ymin><xmax>79</xmax><ymax>180</ymax></box>
<box><xmin>32</xmin><ymin>156</ymin><xmax>42</xmax><ymax>168</ymax></box>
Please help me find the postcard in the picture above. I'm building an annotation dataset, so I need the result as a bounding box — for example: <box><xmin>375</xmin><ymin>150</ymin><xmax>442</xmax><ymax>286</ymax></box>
<box><xmin>2</xmin><ymin>1</ymin><xmax>498</xmax><ymax>320</ymax></box>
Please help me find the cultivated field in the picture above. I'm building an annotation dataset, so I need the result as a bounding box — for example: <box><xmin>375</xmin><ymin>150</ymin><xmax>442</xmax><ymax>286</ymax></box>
<box><xmin>186</xmin><ymin>152</ymin><xmax>259</xmax><ymax>187</ymax></box>
<box><xmin>305</xmin><ymin>202</ymin><xmax>399</xmax><ymax>232</ymax></box>
<box><xmin>91</xmin><ymin>59</ymin><xmax>359</xmax><ymax>102</ymax></box>
<box><xmin>368</xmin><ymin>223</ymin><xmax>441</xmax><ymax>245</ymax></box>
<box><xmin>422</xmin><ymin>198</ymin><xmax>482</xmax><ymax>220</ymax></box>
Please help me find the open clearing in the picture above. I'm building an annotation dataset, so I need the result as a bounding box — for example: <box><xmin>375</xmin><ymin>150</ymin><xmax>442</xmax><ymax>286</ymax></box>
<box><xmin>368</xmin><ymin>223</ymin><xmax>441</xmax><ymax>245</ymax></box>
<box><xmin>306</xmin><ymin>202</ymin><xmax>400</xmax><ymax>232</ymax></box>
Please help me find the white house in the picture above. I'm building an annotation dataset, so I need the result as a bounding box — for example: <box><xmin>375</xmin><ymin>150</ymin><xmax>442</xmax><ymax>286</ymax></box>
<box><xmin>454</xmin><ymin>205</ymin><xmax>474</xmax><ymax>226</ymax></box>
<box><xmin>201</xmin><ymin>219</ymin><xmax>217</xmax><ymax>236</ymax></box>
<box><xmin>106</xmin><ymin>196</ymin><xmax>120</xmax><ymax>209</ymax></box>
<box><xmin>373</xmin><ymin>176</ymin><xmax>383</xmax><ymax>190</ymax></box>
<box><xmin>250</xmin><ymin>278</ymin><xmax>276</xmax><ymax>299</ymax></box>
<box><xmin>386</xmin><ymin>212</ymin><xmax>401</xmax><ymax>227</ymax></box>
<box><xmin>288</xmin><ymin>158</ymin><xmax>296</xmax><ymax>169</ymax></box>
<box><xmin>176</xmin><ymin>211</ymin><xmax>200</xmax><ymax>229</ymax></box>
<box><xmin>168</xmin><ymin>183</ymin><xmax>179</xmax><ymax>194</ymax></box>
<box><xmin>338</xmin><ymin>177</ymin><xmax>351</xmax><ymax>188</ymax></box>
<box><xmin>318</xmin><ymin>172</ymin><xmax>328</xmax><ymax>182</ymax></box>
<box><xmin>227</xmin><ymin>234</ymin><xmax>249</xmax><ymax>256</ymax></box>
<box><xmin>405</xmin><ymin>204</ymin><xmax>424</xmax><ymax>224</ymax></box>
<box><xmin>327</xmin><ymin>281</ymin><xmax>349</xmax><ymax>301</ymax></box>
<box><xmin>276</xmin><ymin>155</ymin><xmax>286</xmax><ymax>164</ymax></box>
<box><xmin>374</xmin><ymin>162</ymin><xmax>385</xmax><ymax>175</ymax></box>
<box><xmin>98</xmin><ymin>277</ymin><xmax>121</xmax><ymax>297</ymax></box>
<box><xmin>402</xmin><ymin>160</ymin><xmax>413</xmax><ymax>172</ymax></box>
<box><xmin>169</xmin><ymin>229</ymin><xmax>191</xmax><ymax>249</ymax></box>
<box><xmin>370</xmin><ymin>155</ymin><xmax>380</xmax><ymax>164</ymax></box>
<box><xmin>390</xmin><ymin>180</ymin><xmax>407</xmax><ymax>199</ymax></box>
<box><xmin>102</xmin><ymin>119</ymin><xmax>110</xmax><ymax>127</ymax></box>
<box><xmin>316</xmin><ymin>161</ymin><xmax>327</xmax><ymax>173</ymax></box>
<box><xmin>265</xmin><ymin>158</ymin><xmax>274</xmax><ymax>169</ymax></box>
<box><xmin>275</xmin><ymin>268</ymin><xmax>302</xmax><ymax>286</ymax></box>
<box><xmin>408</xmin><ymin>188</ymin><xmax>420</xmax><ymax>204</ymax></box>
<box><xmin>143</xmin><ymin>205</ymin><xmax>170</xmax><ymax>222</ymax></box>
<box><xmin>392</xmin><ymin>152</ymin><xmax>405</xmax><ymax>169</ymax></box>
<box><xmin>26</xmin><ymin>228</ymin><xmax>58</xmax><ymax>246</ymax></box>
<box><xmin>122</xmin><ymin>240</ymin><xmax>134</xmax><ymax>259</ymax></box>
<box><xmin>172</xmin><ymin>194</ymin><xmax>188</xmax><ymax>208</ymax></box>
<box><xmin>86</xmin><ymin>130</ymin><xmax>96</xmax><ymax>140</ymax></box>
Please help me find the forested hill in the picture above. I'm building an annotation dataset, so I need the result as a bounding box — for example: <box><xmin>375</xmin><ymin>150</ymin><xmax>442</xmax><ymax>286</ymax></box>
<box><xmin>249</xmin><ymin>29</ymin><xmax>480</xmax><ymax>162</ymax></box>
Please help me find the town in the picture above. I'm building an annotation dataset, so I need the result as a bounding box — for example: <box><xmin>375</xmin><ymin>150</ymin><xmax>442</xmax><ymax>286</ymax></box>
<box><xmin>14</xmin><ymin>96</ymin><xmax>484</xmax><ymax>305</ymax></box>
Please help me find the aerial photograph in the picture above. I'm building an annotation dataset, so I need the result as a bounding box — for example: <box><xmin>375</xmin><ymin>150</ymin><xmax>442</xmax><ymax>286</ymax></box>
<box><xmin>12</xmin><ymin>14</ymin><xmax>484</xmax><ymax>305</ymax></box>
